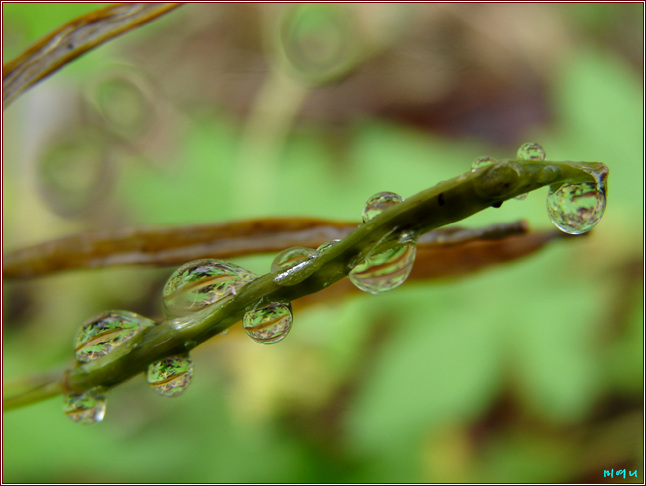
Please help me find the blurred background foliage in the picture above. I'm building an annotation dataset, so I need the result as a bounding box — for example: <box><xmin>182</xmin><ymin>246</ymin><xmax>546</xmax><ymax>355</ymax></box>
<box><xmin>2</xmin><ymin>3</ymin><xmax>643</xmax><ymax>483</ymax></box>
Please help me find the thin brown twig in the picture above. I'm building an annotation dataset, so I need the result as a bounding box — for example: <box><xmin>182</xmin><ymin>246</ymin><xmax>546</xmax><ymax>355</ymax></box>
<box><xmin>2</xmin><ymin>219</ymin><xmax>529</xmax><ymax>279</ymax></box>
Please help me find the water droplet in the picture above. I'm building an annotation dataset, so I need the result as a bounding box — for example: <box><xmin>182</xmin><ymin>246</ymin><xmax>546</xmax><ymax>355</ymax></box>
<box><xmin>74</xmin><ymin>310</ymin><xmax>155</xmax><ymax>363</ymax></box>
<box><xmin>547</xmin><ymin>181</ymin><xmax>607</xmax><ymax>235</ymax></box>
<box><xmin>147</xmin><ymin>356</ymin><xmax>193</xmax><ymax>397</ymax></box>
<box><xmin>163</xmin><ymin>259</ymin><xmax>257</xmax><ymax>318</ymax></box>
<box><xmin>362</xmin><ymin>192</ymin><xmax>403</xmax><ymax>223</ymax></box>
<box><xmin>316</xmin><ymin>239</ymin><xmax>341</xmax><ymax>252</ymax></box>
<box><xmin>63</xmin><ymin>387</ymin><xmax>107</xmax><ymax>425</ymax></box>
<box><xmin>471</xmin><ymin>156</ymin><xmax>497</xmax><ymax>171</ymax></box>
<box><xmin>517</xmin><ymin>142</ymin><xmax>546</xmax><ymax>161</ymax></box>
<box><xmin>349</xmin><ymin>243</ymin><xmax>416</xmax><ymax>294</ymax></box>
<box><xmin>221</xmin><ymin>329</ymin><xmax>230</xmax><ymax>337</ymax></box>
<box><xmin>243</xmin><ymin>303</ymin><xmax>293</xmax><ymax>344</ymax></box>
<box><xmin>271</xmin><ymin>246</ymin><xmax>318</xmax><ymax>273</ymax></box>
<box><xmin>272</xmin><ymin>247</ymin><xmax>319</xmax><ymax>286</ymax></box>
<box><xmin>514</xmin><ymin>193</ymin><xmax>528</xmax><ymax>201</ymax></box>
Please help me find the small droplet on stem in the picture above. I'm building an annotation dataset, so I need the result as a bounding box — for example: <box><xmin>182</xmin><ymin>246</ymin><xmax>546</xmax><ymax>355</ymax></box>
<box><xmin>147</xmin><ymin>356</ymin><xmax>194</xmax><ymax>397</ymax></box>
<box><xmin>516</xmin><ymin>142</ymin><xmax>546</xmax><ymax>161</ymax></box>
<box><xmin>243</xmin><ymin>303</ymin><xmax>293</xmax><ymax>344</ymax></box>
<box><xmin>471</xmin><ymin>156</ymin><xmax>497</xmax><ymax>171</ymax></box>
<box><xmin>63</xmin><ymin>387</ymin><xmax>107</xmax><ymax>425</ymax></box>
<box><xmin>362</xmin><ymin>192</ymin><xmax>404</xmax><ymax>223</ymax></box>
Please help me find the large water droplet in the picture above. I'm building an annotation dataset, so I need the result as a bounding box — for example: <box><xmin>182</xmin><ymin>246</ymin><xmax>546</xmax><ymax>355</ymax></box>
<box><xmin>163</xmin><ymin>259</ymin><xmax>257</xmax><ymax>318</ymax></box>
<box><xmin>349</xmin><ymin>244</ymin><xmax>416</xmax><ymax>294</ymax></box>
<box><xmin>547</xmin><ymin>182</ymin><xmax>607</xmax><ymax>235</ymax></box>
<box><xmin>271</xmin><ymin>247</ymin><xmax>318</xmax><ymax>273</ymax></box>
<box><xmin>243</xmin><ymin>303</ymin><xmax>293</xmax><ymax>344</ymax></box>
<box><xmin>63</xmin><ymin>387</ymin><xmax>107</xmax><ymax>425</ymax></box>
<box><xmin>147</xmin><ymin>356</ymin><xmax>193</xmax><ymax>397</ymax></box>
<box><xmin>517</xmin><ymin>142</ymin><xmax>546</xmax><ymax>161</ymax></box>
<box><xmin>471</xmin><ymin>156</ymin><xmax>497</xmax><ymax>171</ymax></box>
<box><xmin>362</xmin><ymin>192</ymin><xmax>403</xmax><ymax>223</ymax></box>
<box><xmin>74</xmin><ymin>311</ymin><xmax>155</xmax><ymax>363</ymax></box>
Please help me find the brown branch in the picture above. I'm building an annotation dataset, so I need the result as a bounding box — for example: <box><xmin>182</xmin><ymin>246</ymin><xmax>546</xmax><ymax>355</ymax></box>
<box><xmin>2</xmin><ymin>219</ymin><xmax>531</xmax><ymax>279</ymax></box>
<box><xmin>2</xmin><ymin>3</ymin><xmax>183</xmax><ymax>109</ymax></box>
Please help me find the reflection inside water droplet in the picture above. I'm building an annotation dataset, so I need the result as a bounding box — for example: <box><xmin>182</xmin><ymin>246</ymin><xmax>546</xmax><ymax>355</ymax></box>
<box><xmin>63</xmin><ymin>387</ymin><xmax>107</xmax><ymax>425</ymax></box>
<box><xmin>272</xmin><ymin>247</ymin><xmax>319</xmax><ymax>286</ymax></box>
<box><xmin>471</xmin><ymin>156</ymin><xmax>496</xmax><ymax>171</ymax></box>
<box><xmin>147</xmin><ymin>356</ymin><xmax>193</xmax><ymax>397</ymax></box>
<box><xmin>517</xmin><ymin>142</ymin><xmax>546</xmax><ymax>161</ymax></box>
<box><xmin>362</xmin><ymin>192</ymin><xmax>403</xmax><ymax>223</ymax></box>
<box><xmin>243</xmin><ymin>303</ymin><xmax>293</xmax><ymax>344</ymax></box>
<box><xmin>547</xmin><ymin>181</ymin><xmax>607</xmax><ymax>235</ymax></box>
<box><xmin>163</xmin><ymin>259</ymin><xmax>257</xmax><ymax>318</ymax></box>
<box><xmin>271</xmin><ymin>247</ymin><xmax>318</xmax><ymax>273</ymax></box>
<box><xmin>74</xmin><ymin>310</ymin><xmax>155</xmax><ymax>363</ymax></box>
<box><xmin>349</xmin><ymin>243</ymin><xmax>416</xmax><ymax>294</ymax></box>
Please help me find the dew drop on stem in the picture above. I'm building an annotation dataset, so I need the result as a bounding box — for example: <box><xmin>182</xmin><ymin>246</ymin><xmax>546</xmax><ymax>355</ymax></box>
<box><xmin>243</xmin><ymin>303</ymin><xmax>293</xmax><ymax>344</ymax></box>
<box><xmin>349</xmin><ymin>244</ymin><xmax>416</xmax><ymax>294</ymax></box>
<box><xmin>147</xmin><ymin>356</ymin><xmax>194</xmax><ymax>397</ymax></box>
<box><xmin>547</xmin><ymin>181</ymin><xmax>607</xmax><ymax>235</ymax></box>
<box><xmin>74</xmin><ymin>310</ymin><xmax>155</xmax><ymax>363</ymax></box>
<box><xmin>471</xmin><ymin>156</ymin><xmax>497</xmax><ymax>171</ymax></box>
<box><xmin>352</xmin><ymin>190</ymin><xmax>416</xmax><ymax>293</ymax></box>
<box><xmin>163</xmin><ymin>259</ymin><xmax>257</xmax><ymax>318</ymax></box>
<box><xmin>362</xmin><ymin>192</ymin><xmax>404</xmax><ymax>223</ymax></box>
<box><xmin>63</xmin><ymin>387</ymin><xmax>107</xmax><ymax>425</ymax></box>
<box><xmin>517</xmin><ymin>142</ymin><xmax>546</xmax><ymax>161</ymax></box>
<box><xmin>272</xmin><ymin>247</ymin><xmax>319</xmax><ymax>286</ymax></box>
<box><xmin>271</xmin><ymin>247</ymin><xmax>318</xmax><ymax>273</ymax></box>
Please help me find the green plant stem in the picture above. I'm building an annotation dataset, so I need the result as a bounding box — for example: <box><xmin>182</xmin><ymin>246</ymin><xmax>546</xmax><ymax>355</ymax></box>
<box><xmin>3</xmin><ymin>158</ymin><xmax>607</xmax><ymax>411</ymax></box>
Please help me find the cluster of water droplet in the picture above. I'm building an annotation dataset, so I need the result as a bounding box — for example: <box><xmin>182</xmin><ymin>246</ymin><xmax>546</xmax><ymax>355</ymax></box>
<box><xmin>63</xmin><ymin>143</ymin><xmax>607</xmax><ymax>424</ymax></box>
<box><xmin>348</xmin><ymin>192</ymin><xmax>417</xmax><ymax>294</ymax></box>
<box><xmin>66</xmin><ymin>310</ymin><xmax>156</xmax><ymax>425</ymax></box>
<box><xmin>473</xmin><ymin>142</ymin><xmax>607</xmax><ymax>235</ymax></box>
<box><xmin>65</xmin><ymin>258</ymin><xmax>263</xmax><ymax>425</ymax></box>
